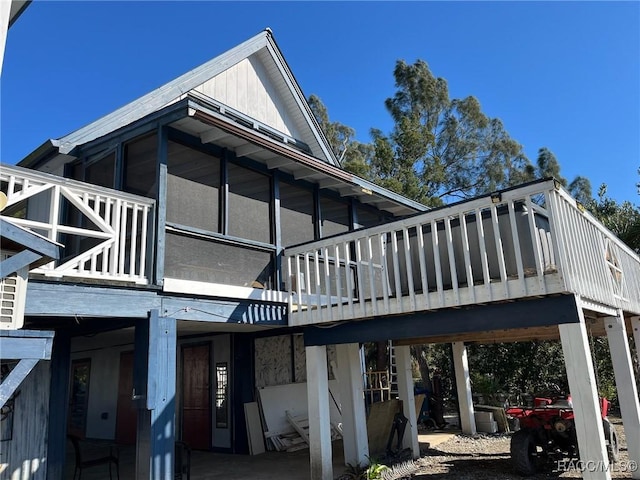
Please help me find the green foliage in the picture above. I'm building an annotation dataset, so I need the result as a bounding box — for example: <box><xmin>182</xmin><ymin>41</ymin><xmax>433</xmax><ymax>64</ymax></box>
<box><xmin>342</xmin><ymin>459</ymin><xmax>389</xmax><ymax>480</ymax></box>
<box><xmin>308</xmin><ymin>94</ymin><xmax>374</xmax><ymax>175</ymax></box>
<box><xmin>369</xmin><ymin>59</ymin><xmax>533</xmax><ymax>205</ymax></box>
<box><xmin>587</xmin><ymin>183</ymin><xmax>640</xmax><ymax>252</ymax></box>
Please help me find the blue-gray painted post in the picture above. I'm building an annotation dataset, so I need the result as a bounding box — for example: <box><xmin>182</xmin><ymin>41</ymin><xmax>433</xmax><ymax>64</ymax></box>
<box><xmin>273</xmin><ymin>170</ymin><xmax>283</xmax><ymax>290</ymax></box>
<box><xmin>154</xmin><ymin>127</ymin><xmax>168</xmax><ymax>286</ymax></box>
<box><xmin>314</xmin><ymin>184</ymin><xmax>321</xmax><ymax>240</ymax></box>
<box><xmin>221</xmin><ymin>149</ymin><xmax>230</xmax><ymax>235</ymax></box>
<box><xmin>46</xmin><ymin>330</ymin><xmax>71</xmax><ymax>480</ymax></box>
<box><xmin>135</xmin><ymin>310</ymin><xmax>177</xmax><ymax>480</ymax></box>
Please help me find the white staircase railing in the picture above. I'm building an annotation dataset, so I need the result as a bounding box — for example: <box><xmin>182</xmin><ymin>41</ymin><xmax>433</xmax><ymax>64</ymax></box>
<box><xmin>285</xmin><ymin>179</ymin><xmax>640</xmax><ymax>326</ymax></box>
<box><xmin>1</xmin><ymin>164</ymin><xmax>155</xmax><ymax>284</ymax></box>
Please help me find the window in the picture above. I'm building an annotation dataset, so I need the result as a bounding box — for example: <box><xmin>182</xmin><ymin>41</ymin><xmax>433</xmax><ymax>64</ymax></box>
<box><xmin>215</xmin><ymin>363</ymin><xmax>229</xmax><ymax>428</ymax></box>
<box><xmin>167</xmin><ymin>141</ymin><xmax>220</xmax><ymax>233</ymax></box>
<box><xmin>228</xmin><ymin>163</ymin><xmax>271</xmax><ymax>244</ymax></box>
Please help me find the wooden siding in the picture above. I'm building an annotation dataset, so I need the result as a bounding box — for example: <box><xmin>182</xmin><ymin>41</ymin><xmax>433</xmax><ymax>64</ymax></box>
<box><xmin>195</xmin><ymin>55</ymin><xmax>302</xmax><ymax>140</ymax></box>
<box><xmin>0</xmin><ymin>361</ymin><xmax>50</xmax><ymax>480</ymax></box>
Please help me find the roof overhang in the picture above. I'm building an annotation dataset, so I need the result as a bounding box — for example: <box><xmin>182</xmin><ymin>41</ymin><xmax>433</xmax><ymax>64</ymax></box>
<box><xmin>18</xmin><ymin>94</ymin><xmax>427</xmax><ymax>218</ymax></box>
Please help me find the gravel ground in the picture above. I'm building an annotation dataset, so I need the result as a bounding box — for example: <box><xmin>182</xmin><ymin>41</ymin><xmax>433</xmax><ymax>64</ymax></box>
<box><xmin>384</xmin><ymin>417</ymin><xmax>636</xmax><ymax>479</ymax></box>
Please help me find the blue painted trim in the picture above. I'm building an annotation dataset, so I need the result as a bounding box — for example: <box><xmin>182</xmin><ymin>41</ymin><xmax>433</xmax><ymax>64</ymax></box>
<box><xmin>155</xmin><ymin>126</ymin><xmax>168</xmax><ymax>286</ymax></box>
<box><xmin>134</xmin><ymin>310</ymin><xmax>177</xmax><ymax>479</ymax></box>
<box><xmin>221</xmin><ymin>149</ymin><xmax>230</xmax><ymax>236</ymax></box>
<box><xmin>0</xmin><ymin>334</ymin><xmax>53</xmax><ymax>360</ymax></box>
<box><xmin>0</xmin><ymin>218</ymin><xmax>60</xmax><ymax>261</ymax></box>
<box><xmin>46</xmin><ymin>331</ymin><xmax>71</xmax><ymax>480</ymax></box>
<box><xmin>25</xmin><ymin>282</ymin><xmax>162</xmax><ymax>318</ymax></box>
<box><xmin>0</xmin><ymin>249</ymin><xmax>41</xmax><ymax>277</ymax></box>
<box><xmin>165</xmin><ymin>222</ymin><xmax>275</xmax><ymax>253</ymax></box>
<box><xmin>25</xmin><ymin>281</ymin><xmax>288</xmax><ymax>324</ymax></box>
<box><xmin>273</xmin><ymin>171</ymin><xmax>283</xmax><ymax>290</ymax></box>
<box><xmin>0</xmin><ymin>358</ymin><xmax>38</xmax><ymax>407</ymax></box>
<box><xmin>303</xmin><ymin>295</ymin><xmax>580</xmax><ymax>346</ymax></box>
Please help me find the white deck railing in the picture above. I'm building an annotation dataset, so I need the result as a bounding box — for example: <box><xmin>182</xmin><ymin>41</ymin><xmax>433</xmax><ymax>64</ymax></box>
<box><xmin>1</xmin><ymin>164</ymin><xmax>155</xmax><ymax>284</ymax></box>
<box><xmin>285</xmin><ymin>179</ymin><xmax>640</xmax><ymax>326</ymax></box>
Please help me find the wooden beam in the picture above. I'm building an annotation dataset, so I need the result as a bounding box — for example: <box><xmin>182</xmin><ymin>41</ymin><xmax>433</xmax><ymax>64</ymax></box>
<box><xmin>605</xmin><ymin>311</ymin><xmax>640</xmax><ymax>475</ymax></box>
<box><xmin>135</xmin><ymin>310</ymin><xmax>177</xmax><ymax>479</ymax></box>
<box><xmin>0</xmin><ymin>330</ymin><xmax>54</xmax><ymax>360</ymax></box>
<box><xmin>266</xmin><ymin>157</ymin><xmax>293</xmax><ymax>170</ymax></box>
<box><xmin>559</xmin><ymin>304</ymin><xmax>610</xmax><ymax>480</ymax></box>
<box><xmin>0</xmin><ymin>358</ymin><xmax>38</xmax><ymax>408</ymax></box>
<box><xmin>303</xmin><ymin>295</ymin><xmax>579</xmax><ymax>347</ymax></box>
<box><xmin>395</xmin><ymin>345</ymin><xmax>420</xmax><ymax>457</ymax></box>
<box><xmin>46</xmin><ymin>331</ymin><xmax>71</xmax><ymax>480</ymax></box>
<box><xmin>235</xmin><ymin>143</ymin><xmax>263</xmax><ymax>158</ymax></box>
<box><xmin>0</xmin><ymin>249</ymin><xmax>42</xmax><ymax>277</ymax></box>
<box><xmin>305</xmin><ymin>345</ymin><xmax>333</xmax><ymax>480</ymax></box>
<box><xmin>335</xmin><ymin>343</ymin><xmax>368</xmax><ymax>467</ymax></box>
<box><xmin>200</xmin><ymin>127</ymin><xmax>230</xmax><ymax>144</ymax></box>
<box><xmin>452</xmin><ymin>342</ymin><xmax>476</xmax><ymax>435</ymax></box>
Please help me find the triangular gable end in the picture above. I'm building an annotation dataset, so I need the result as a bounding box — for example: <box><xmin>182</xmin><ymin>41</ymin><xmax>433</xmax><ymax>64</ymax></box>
<box><xmin>53</xmin><ymin>29</ymin><xmax>337</xmax><ymax>166</ymax></box>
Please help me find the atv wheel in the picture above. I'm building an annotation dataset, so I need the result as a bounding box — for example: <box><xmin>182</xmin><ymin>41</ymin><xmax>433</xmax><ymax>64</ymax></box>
<box><xmin>603</xmin><ymin>418</ymin><xmax>619</xmax><ymax>463</ymax></box>
<box><xmin>511</xmin><ymin>429</ymin><xmax>540</xmax><ymax>476</ymax></box>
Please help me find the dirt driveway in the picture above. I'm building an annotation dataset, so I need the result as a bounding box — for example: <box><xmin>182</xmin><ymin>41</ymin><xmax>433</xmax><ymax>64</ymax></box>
<box><xmin>395</xmin><ymin>417</ymin><xmax>636</xmax><ymax>479</ymax></box>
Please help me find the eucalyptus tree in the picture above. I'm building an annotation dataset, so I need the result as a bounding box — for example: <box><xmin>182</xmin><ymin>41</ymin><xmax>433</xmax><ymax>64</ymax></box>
<box><xmin>369</xmin><ymin>60</ymin><xmax>532</xmax><ymax>206</ymax></box>
<box><xmin>307</xmin><ymin>94</ymin><xmax>373</xmax><ymax>177</ymax></box>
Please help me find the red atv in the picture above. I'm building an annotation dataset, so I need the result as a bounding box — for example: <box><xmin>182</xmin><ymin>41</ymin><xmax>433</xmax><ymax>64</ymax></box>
<box><xmin>506</xmin><ymin>391</ymin><xmax>618</xmax><ymax>476</ymax></box>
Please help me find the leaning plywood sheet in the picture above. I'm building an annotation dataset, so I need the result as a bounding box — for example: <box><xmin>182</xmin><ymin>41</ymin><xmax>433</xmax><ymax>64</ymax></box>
<box><xmin>257</xmin><ymin>380</ymin><xmax>342</xmax><ymax>436</ymax></box>
<box><xmin>244</xmin><ymin>402</ymin><xmax>266</xmax><ymax>455</ymax></box>
<box><xmin>475</xmin><ymin>405</ymin><xmax>510</xmax><ymax>432</ymax></box>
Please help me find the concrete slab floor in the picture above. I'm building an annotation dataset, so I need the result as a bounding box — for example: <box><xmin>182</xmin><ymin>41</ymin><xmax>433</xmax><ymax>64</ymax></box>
<box><xmin>64</xmin><ymin>433</ymin><xmax>457</xmax><ymax>480</ymax></box>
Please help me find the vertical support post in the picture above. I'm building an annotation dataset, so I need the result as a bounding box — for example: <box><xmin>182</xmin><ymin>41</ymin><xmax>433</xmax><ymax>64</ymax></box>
<box><xmin>605</xmin><ymin>311</ymin><xmax>640</xmax><ymax>478</ymax></box>
<box><xmin>559</xmin><ymin>301</ymin><xmax>610</xmax><ymax>480</ymax></box>
<box><xmin>452</xmin><ymin>341</ymin><xmax>476</xmax><ymax>435</ymax></box>
<box><xmin>632</xmin><ymin>316</ymin><xmax>640</xmax><ymax>379</ymax></box>
<box><xmin>154</xmin><ymin>126</ymin><xmax>168</xmax><ymax>286</ymax></box>
<box><xmin>134</xmin><ymin>310</ymin><xmax>177</xmax><ymax>480</ymax></box>
<box><xmin>306</xmin><ymin>345</ymin><xmax>333</xmax><ymax>480</ymax></box>
<box><xmin>336</xmin><ymin>343</ymin><xmax>369</xmax><ymax>467</ymax></box>
<box><xmin>46</xmin><ymin>331</ymin><xmax>70</xmax><ymax>480</ymax></box>
<box><xmin>395</xmin><ymin>344</ymin><xmax>420</xmax><ymax>458</ymax></box>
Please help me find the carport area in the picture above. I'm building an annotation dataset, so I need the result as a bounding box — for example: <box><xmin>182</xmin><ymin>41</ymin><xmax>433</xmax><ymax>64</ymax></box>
<box><xmin>63</xmin><ymin>433</ymin><xmax>457</xmax><ymax>480</ymax></box>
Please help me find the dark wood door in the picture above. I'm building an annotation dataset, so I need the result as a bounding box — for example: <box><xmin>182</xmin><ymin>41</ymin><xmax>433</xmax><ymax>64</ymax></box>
<box><xmin>182</xmin><ymin>344</ymin><xmax>211</xmax><ymax>450</ymax></box>
<box><xmin>115</xmin><ymin>351</ymin><xmax>137</xmax><ymax>444</ymax></box>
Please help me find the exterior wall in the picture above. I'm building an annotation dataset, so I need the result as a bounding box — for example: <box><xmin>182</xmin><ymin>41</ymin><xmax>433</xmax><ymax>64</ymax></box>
<box><xmin>0</xmin><ymin>361</ymin><xmax>50</xmax><ymax>480</ymax></box>
<box><xmin>70</xmin><ymin>337</ymin><xmax>132</xmax><ymax>440</ymax></box>
<box><xmin>195</xmin><ymin>56</ymin><xmax>301</xmax><ymax>139</ymax></box>
<box><xmin>255</xmin><ymin>334</ymin><xmax>336</xmax><ymax>387</ymax></box>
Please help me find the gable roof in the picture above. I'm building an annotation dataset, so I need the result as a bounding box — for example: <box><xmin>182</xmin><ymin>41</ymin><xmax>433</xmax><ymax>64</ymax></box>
<box><xmin>51</xmin><ymin>29</ymin><xmax>337</xmax><ymax>165</ymax></box>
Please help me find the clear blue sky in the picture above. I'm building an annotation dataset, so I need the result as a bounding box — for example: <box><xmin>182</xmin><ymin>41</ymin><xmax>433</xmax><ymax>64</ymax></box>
<box><xmin>3</xmin><ymin>1</ymin><xmax>639</xmax><ymax>204</ymax></box>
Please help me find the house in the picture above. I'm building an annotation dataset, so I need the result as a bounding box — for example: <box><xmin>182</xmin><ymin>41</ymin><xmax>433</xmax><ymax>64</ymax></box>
<box><xmin>1</xmin><ymin>27</ymin><xmax>639</xmax><ymax>480</ymax></box>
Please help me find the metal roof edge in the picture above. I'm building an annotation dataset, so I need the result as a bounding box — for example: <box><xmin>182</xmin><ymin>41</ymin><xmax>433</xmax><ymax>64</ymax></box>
<box><xmin>264</xmin><ymin>32</ymin><xmax>339</xmax><ymax>168</ymax></box>
<box><xmin>15</xmin><ymin>139</ymin><xmax>61</xmax><ymax>169</ymax></box>
<box><xmin>56</xmin><ymin>30</ymin><xmax>272</xmax><ymax>152</ymax></box>
<box><xmin>353</xmin><ymin>176</ymin><xmax>429</xmax><ymax>212</ymax></box>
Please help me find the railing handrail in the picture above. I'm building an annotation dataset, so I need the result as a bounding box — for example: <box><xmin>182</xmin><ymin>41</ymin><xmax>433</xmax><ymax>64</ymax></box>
<box><xmin>285</xmin><ymin>178</ymin><xmax>640</xmax><ymax>326</ymax></box>
<box><xmin>286</xmin><ymin>179</ymin><xmax>556</xmax><ymax>256</ymax></box>
<box><xmin>0</xmin><ymin>163</ymin><xmax>155</xmax><ymax>207</ymax></box>
<box><xmin>1</xmin><ymin>163</ymin><xmax>156</xmax><ymax>285</ymax></box>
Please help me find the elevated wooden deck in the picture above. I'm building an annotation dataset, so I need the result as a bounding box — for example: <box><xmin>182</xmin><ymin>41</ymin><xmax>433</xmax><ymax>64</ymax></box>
<box><xmin>285</xmin><ymin>179</ymin><xmax>640</xmax><ymax>326</ymax></box>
